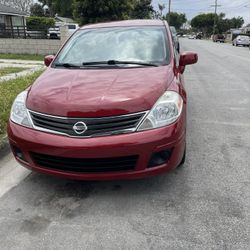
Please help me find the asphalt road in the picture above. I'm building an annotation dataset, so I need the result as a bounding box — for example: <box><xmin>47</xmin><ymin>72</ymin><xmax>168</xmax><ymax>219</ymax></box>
<box><xmin>0</xmin><ymin>39</ymin><xmax>250</xmax><ymax>250</ymax></box>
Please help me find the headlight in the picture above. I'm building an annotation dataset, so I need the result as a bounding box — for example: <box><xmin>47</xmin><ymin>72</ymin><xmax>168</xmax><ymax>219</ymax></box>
<box><xmin>10</xmin><ymin>91</ymin><xmax>33</xmax><ymax>128</ymax></box>
<box><xmin>137</xmin><ymin>91</ymin><xmax>183</xmax><ymax>131</ymax></box>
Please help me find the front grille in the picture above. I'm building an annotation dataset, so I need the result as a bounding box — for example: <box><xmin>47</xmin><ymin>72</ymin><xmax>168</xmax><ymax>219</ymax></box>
<box><xmin>29</xmin><ymin>110</ymin><xmax>146</xmax><ymax>137</ymax></box>
<box><xmin>31</xmin><ymin>152</ymin><xmax>138</xmax><ymax>173</ymax></box>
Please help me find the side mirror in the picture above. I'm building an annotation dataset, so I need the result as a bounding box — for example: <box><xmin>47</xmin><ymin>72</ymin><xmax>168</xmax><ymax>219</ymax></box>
<box><xmin>44</xmin><ymin>55</ymin><xmax>55</xmax><ymax>67</ymax></box>
<box><xmin>179</xmin><ymin>51</ymin><xmax>198</xmax><ymax>74</ymax></box>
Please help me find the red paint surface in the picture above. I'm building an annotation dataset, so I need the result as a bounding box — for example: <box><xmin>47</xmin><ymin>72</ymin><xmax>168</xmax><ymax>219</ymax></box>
<box><xmin>8</xmin><ymin>19</ymin><xmax>197</xmax><ymax>180</ymax></box>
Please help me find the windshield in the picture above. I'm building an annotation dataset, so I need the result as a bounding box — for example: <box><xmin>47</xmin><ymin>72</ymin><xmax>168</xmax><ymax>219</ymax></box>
<box><xmin>68</xmin><ymin>25</ymin><xmax>76</xmax><ymax>29</ymax></box>
<box><xmin>53</xmin><ymin>26</ymin><xmax>169</xmax><ymax>67</ymax></box>
<box><xmin>238</xmin><ymin>36</ymin><xmax>249</xmax><ymax>39</ymax></box>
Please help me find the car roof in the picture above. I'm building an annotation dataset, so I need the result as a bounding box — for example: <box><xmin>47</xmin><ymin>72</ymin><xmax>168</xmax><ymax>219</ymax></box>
<box><xmin>80</xmin><ymin>19</ymin><xmax>165</xmax><ymax>29</ymax></box>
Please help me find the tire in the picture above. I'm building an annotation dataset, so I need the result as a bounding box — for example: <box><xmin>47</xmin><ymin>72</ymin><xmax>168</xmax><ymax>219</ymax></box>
<box><xmin>177</xmin><ymin>43</ymin><xmax>180</xmax><ymax>53</ymax></box>
<box><xmin>178</xmin><ymin>146</ymin><xmax>186</xmax><ymax>167</ymax></box>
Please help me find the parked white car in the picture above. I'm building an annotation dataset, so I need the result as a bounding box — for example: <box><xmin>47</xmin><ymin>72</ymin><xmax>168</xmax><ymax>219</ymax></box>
<box><xmin>188</xmin><ymin>35</ymin><xmax>196</xmax><ymax>39</ymax></box>
<box><xmin>47</xmin><ymin>26</ymin><xmax>60</xmax><ymax>39</ymax></box>
<box><xmin>47</xmin><ymin>23</ymin><xmax>79</xmax><ymax>39</ymax></box>
<box><xmin>66</xmin><ymin>24</ymin><xmax>79</xmax><ymax>36</ymax></box>
<box><xmin>232</xmin><ymin>35</ymin><xmax>250</xmax><ymax>47</ymax></box>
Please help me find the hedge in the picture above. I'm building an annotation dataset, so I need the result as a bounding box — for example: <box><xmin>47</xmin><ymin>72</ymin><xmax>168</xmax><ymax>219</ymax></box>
<box><xmin>26</xmin><ymin>16</ymin><xmax>55</xmax><ymax>30</ymax></box>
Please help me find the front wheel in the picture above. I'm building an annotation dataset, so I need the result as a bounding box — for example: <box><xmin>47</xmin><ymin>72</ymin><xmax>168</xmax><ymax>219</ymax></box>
<box><xmin>178</xmin><ymin>146</ymin><xmax>186</xmax><ymax>167</ymax></box>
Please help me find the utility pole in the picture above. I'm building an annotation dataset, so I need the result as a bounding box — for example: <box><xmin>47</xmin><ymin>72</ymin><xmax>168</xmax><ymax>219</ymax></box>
<box><xmin>211</xmin><ymin>0</ymin><xmax>222</xmax><ymax>35</ymax></box>
<box><xmin>168</xmin><ymin>0</ymin><xmax>171</xmax><ymax>24</ymax></box>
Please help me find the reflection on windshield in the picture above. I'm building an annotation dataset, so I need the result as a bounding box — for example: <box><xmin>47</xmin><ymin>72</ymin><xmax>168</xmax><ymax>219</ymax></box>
<box><xmin>55</xmin><ymin>27</ymin><xmax>169</xmax><ymax>66</ymax></box>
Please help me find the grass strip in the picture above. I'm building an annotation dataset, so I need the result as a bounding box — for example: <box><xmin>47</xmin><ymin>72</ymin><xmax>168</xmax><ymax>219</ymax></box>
<box><xmin>0</xmin><ymin>70</ymin><xmax>44</xmax><ymax>144</ymax></box>
<box><xmin>0</xmin><ymin>53</ymin><xmax>44</xmax><ymax>61</ymax></box>
<box><xmin>0</xmin><ymin>67</ymin><xmax>26</xmax><ymax>77</ymax></box>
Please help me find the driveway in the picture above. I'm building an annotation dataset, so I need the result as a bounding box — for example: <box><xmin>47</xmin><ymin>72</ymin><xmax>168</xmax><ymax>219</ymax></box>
<box><xmin>0</xmin><ymin>39</ymin><xmax>249</xmax><ymax>249</ymax></box>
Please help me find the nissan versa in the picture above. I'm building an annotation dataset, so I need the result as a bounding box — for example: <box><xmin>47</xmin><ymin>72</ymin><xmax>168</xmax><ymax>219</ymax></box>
<box><xmin>8</xmin><ymin>20</ymin><xmax>198</xmax><ymax>180</ymax></box>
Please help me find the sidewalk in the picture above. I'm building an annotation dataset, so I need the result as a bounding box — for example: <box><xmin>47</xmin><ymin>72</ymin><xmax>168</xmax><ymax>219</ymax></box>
<box><xmin>0</xmin><ymin>59</ymin><xmax>44</xmax><ymax>65</ymax></box>
<box><xmin>0</xmin><ymin>59</ymin><xmax>45</xmax><ymax>82</ymax></box>
<box><xmin>0</xmin><ymin>152</ymin><xmax>30</xmax><ymax>198</ymax></box>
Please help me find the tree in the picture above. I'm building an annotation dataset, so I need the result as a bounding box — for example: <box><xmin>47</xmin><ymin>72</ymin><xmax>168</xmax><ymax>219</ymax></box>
<box><xmin>38</xmin><ymin>0</ymin><xmax>55</xmax><ymax>16</ymax></box>
<box><xmin>230</xmin><ymin>17</ymin><xmax>244</xmax><ymax>29</ymax></box>
<box><xmin>73</xmin><ymin>0</ymin><xmax>134</xmax><ymax>25</ymax></box>
<box><xmin>191</xmin><ymin>13</ymin><xmax>218</xmax><ymax>35</ymax></box>
<box><xmin>52</xmin><ymin>0</ymin><xmax>73</xmax><ymax>18</ymax></box>
<box><xmin>30</xmin><ymin>3</ymin><xmax>45</xmax><ymax>17</ymax></box>
<box><xmin>164</xmin><ymin>12</ymin><xmax>187</xmax><ymax>30</ymax></box>
<box><xmin>36</xmin><ymin>0</ymin><xmax>154</xmax><ymax>22</ymax></box>
<box><xmin>130</xmin><ymin>0</ymin><xmax>154</xmax><ymax>19</ymax></box>
<box><xmin>158</xmin><ymin>4</ymin><xmax>165</xmax><ymax>18</ymax></box>
<box><xmin>152</xmin><ymin>3</ymin><xmax>165</xmax><ymax>20</ymax></box>
<box><xmin>0</xmin><ymin>0</ymin><xmax>33</xmax><ymax>13</ymax></box>
<box><xmin>191</xmin><ymin>13</ymin><xmax>244</xmax><ymax>36</ymax></box>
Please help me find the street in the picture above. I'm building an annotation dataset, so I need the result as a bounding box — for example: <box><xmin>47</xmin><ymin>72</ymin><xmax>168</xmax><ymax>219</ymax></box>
<box><xmin>0</xmin><ymin>39</ymin><xmax>250</xmax><ymax>249</ymax></box>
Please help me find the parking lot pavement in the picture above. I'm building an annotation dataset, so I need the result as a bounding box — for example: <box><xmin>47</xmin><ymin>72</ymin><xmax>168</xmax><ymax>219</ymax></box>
<box><xmin>0</xmin><ymin>39</ymin><xmax>249</xmax><ymax>249</ymax></box>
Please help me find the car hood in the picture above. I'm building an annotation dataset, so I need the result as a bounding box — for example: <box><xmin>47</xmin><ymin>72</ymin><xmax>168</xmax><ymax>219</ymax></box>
<box><xmin>27</xmin><ymin>66</ymin><xmax>174</xmax><ymax>117</ymax></box>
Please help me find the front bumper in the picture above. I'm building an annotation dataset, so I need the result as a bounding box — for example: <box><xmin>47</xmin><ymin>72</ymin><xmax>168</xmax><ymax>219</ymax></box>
<box><xmin>7</xmin><ymin>113</ymin><xmax>186</xmax><ymax>180</ymax></box>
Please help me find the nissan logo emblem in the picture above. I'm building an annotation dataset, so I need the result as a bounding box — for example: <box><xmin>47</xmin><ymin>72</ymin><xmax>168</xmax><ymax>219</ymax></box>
<box><xmin>73</xmin><ymin>121</ymin><xmax>88</xmax><ymax>135</ymax></box>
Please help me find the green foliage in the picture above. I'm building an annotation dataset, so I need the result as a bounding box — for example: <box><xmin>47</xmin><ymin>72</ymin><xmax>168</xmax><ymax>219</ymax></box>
<box><xmin>229</xmin><ymin>17</ymin><xmax>244</xmax><ymax>29</ymax></box>
<box><xmin>191</xmin><ymin>13</ymin><xmax>215</xmax><ymax>35</ymax></box>
<box><xmin>158</xmin><ymin>4</ymin><xmax>165</xmax><ymax>17</ymax></box>
<box><xmin>52</xmin><ymin>0</ymin><xmax>73</xmax><ymax>18</ymax></box>
<box><xmin>130</xmin><ymin>0</ymin><xmax>154</xmax><ymax>19</ymax></box>
<box><xmin>0</xmin><ymin>54</ymin><xmax>44</xmax><ymax>61</ymax></box>
<box><xmin>26</xmin><ymin>16</ymin><xmax>55</xmax><ymax>30</ymax></box>
<box><xmin>0</xmin><ymin>67</ymin><xmax>26</xmax><ymax>77</ymax></box>
<box><xmin>38</xmin><ymin>0</ymin><xmax>55</xmax><ymax>16</ymax></box>
<box><xmin>38</xmin><ymin>0</ymin><xmax>154</xmax><ymax>24</ymax></box>
<box><xmin>73</xmin><ymin>0</ymin><xmax>134</xmax><ymax>25</ymax></box>
<box><xmin>30</xmin><ymin>3</ymin><xmax>45</xmax><ymax>17</ymax></box>
<box><xmin>164</xmin><ymin>12</ymin><xmax>187</xmax><ymax>30</ymax></box>
<box><xmin>191</xmin><ymin>13</ymin><xmax>244</xmax><ymax>36</ymax></box>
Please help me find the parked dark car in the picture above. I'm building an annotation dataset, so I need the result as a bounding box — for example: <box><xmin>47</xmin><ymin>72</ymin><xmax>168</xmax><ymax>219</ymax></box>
<box><xmin>8</xmin><ymin>20</ymin><xmax>198</xmax><ymax>180</ymax></box>
<box><xmin>213</xmin><ymin>34</ymin><xmax>225</xmax><ymax>43</ymax></box>
<box><xmin>195</xmin><ymin>33</ymin><xmax>203</xmax><ymax>39</ymax></box>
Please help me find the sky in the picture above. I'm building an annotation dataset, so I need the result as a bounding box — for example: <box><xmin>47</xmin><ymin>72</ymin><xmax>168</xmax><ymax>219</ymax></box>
<box><xmin>152</xmin><ymin>0</ymin><xmax>250</xmax><ymax>24</ymax></box>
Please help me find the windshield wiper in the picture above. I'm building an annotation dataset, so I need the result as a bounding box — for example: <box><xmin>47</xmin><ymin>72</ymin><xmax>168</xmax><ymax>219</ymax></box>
<box><xmin>54</xmin><ymin>63</ymin><xmax>81</xmax><ymax>68</ymax></box>
<box><xmin>82</xmin><ymin>60</ymin><xmax>159</xmax><ymax>67</ymax></box>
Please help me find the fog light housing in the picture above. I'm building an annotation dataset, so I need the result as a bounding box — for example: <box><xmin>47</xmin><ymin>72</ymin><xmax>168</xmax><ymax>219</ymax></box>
<box><xmin>148</xmin><ymin>149</ymin><xmax>172</xmax><ymax>168</ymax></box>
<box><xmin>11</xmin><ymin>145</ymin><xmax>27</xmax><ymax>162</ymax></box>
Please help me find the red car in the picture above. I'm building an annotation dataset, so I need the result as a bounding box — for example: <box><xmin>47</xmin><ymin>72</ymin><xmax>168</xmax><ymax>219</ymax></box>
<box><xmin>8</xmin><ymin>20</ymin><xmax>198</xmax><ymax>180</ymax></box>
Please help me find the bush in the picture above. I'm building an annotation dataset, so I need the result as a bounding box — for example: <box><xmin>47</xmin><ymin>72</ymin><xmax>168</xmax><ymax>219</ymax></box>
<box><xmin>26</xmin><ymin>16</ymin><xmax>55</xmax><ymax>31</ymax></box>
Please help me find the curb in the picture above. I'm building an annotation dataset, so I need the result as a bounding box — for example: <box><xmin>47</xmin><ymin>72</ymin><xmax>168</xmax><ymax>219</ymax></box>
<box><xmin>0</xmin><ymin>135</ymin><xmax>10</xmax><ymax>159</ymax></box>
